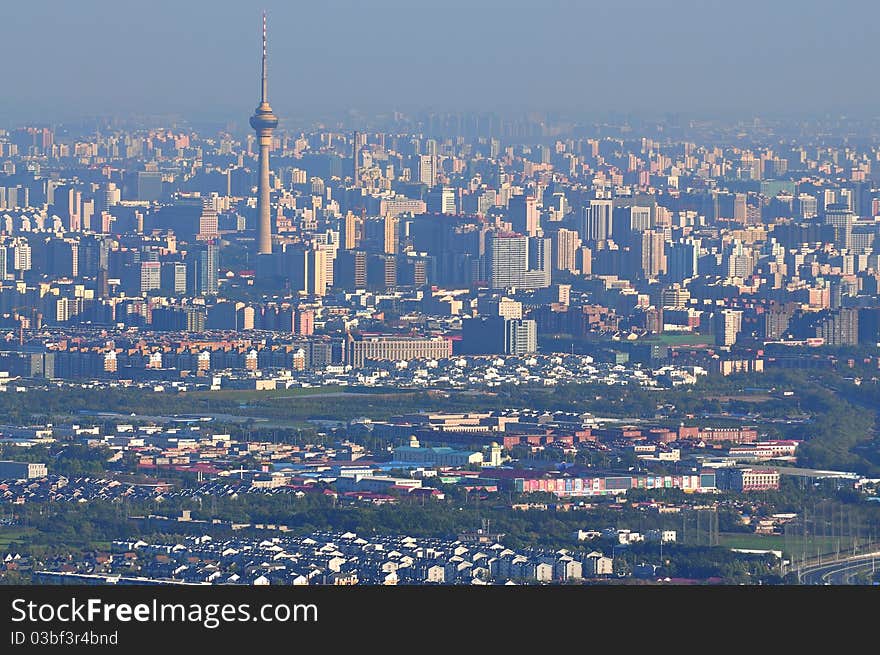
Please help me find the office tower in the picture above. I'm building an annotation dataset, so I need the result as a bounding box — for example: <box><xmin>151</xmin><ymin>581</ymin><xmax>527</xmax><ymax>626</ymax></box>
<box><xmin>427</xmin><ymin>186</ymin><xmax>456</xmax><ymax>214</ymax></box>
<box><xmin>579</xmin><ymin>198</ymin><xmax>613</xmax><ymax>244</ymax></box>
<box><xmin>666</xmin><ymin>238</ymin><xmax>700</xmax><ymax>282</ymax></box>
<box><xmin>250</xmin><ymin>12</ymin><xmax>279</xmax><ymax>256</ymax></box>
<box><xmin>383</xmin><ymin>213</ymin><xmax>398</xmax><ymax>254</ymax></box>
<box><xmin>418</xmin><ymin>154</ymin><xmax>436</xmax><ymax>187</ymax></box>
<box><xmin>715</xmin><ymin>309</ymin><xmax>743</xmax><ymax>346</ymax></box>
<box><xmin>236</xmin><ymin>304</ymin><xmax>256</xmax><ymax>330</ymax></box>
<box><xmin>639</xmin><ymin>229</ymin><xmax>667</xmax><ymax>278</ymax></box>
<box><xmin>197</xmin><ymin>198</ymin><xmax>219</xmax><ymax>240</ymax></box>
<box><xmin>352</xmin><ymin>131</ymin><xmax>360</xmax><ymax>187</ymax></box>
<box><xmin>139</xmin><ymin>261</ymin><xmax>161</xmax><ymax>295</ymax></box>
<box><xmin>508</xmin><ymin>194</ymin><xmax>539</xmax><ymax>236</ymax></box>
<box><xmin>525</xmin><ymin>236</ymin><xmax>552</xmax><ymax>288</ymax></box>
<box><xmin>487</xmin><ymin>233</ymin><xmax>528</xmax><ymax>288</ymax></box>
<box><xmin>554</xmin><ymin>228</ymin><xmax>582</xmax><ymax>273</ymax></box>
<box><xmin>285</xmin><ymin>245</ymin><xmax>328</xmax><ymax>296</ymax></box>
<box><xmin>823</xmin><ymin>203</ymin><xmax>854</xmax><ymax>250</ymax></box>
<box><xmin>489</xmin><ymin>138</ymin><xmax>500</xmax><ymax>158</ymax></box>
<box><xmin>2</xmin><ymin>185</ymin><xmax>28</xmax><ymax>210</ymax></box>
<box><xmin>161</xmin><ymin>262</ymin><xmax>187</xmax><ymax>295</ymax></box>
<box><xmin>137</xmin><ymin>169</ymin><xmax>163</xmax><ymax>202</ymax></box>
<box><xmin>187</xmin><ymin>242</ymin><xmax>219</xmax><ymax>296</ymax></box>
<box><xmin>310</xmin><ymin>246</ymin><xmax>329</xmax><ymax>295</ymax></box>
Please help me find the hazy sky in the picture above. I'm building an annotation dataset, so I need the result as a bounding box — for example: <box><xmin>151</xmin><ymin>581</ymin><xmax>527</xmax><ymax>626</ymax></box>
<box><xmin>1</xmin><ymin>0</ymin><xmax>877</xmax><ymax>126</ymax></box>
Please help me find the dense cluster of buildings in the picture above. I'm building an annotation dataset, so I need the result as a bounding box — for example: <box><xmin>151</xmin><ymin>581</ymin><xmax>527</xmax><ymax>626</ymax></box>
<box><xmin>0</xmin><ymin>32</ymin><xmax>878</xmax><ymax>393</ymax></box>
<box><xmin>0</xmin><ymin>408</ymin><xmax>796</xmax><ymax>507</ymax></box>
<box><xmin>28</xmin><ymin>532</ymin><xmax>629</xmax><ymax>585</ymax></box>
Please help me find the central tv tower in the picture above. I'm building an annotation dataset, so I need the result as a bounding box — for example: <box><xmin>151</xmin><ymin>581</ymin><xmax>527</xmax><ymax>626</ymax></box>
<box><xmin>250</xmin><ymin>11</ymin><xmax>278</xmax><ymax>257</ymax></box>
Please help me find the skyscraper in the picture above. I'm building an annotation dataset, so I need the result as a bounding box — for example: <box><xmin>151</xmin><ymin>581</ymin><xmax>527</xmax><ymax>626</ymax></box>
<box><xmin>383</xmin><ymin>213</ymin><xmax>399</xmax><ymax>254</ymax></box>
<box><xmin>284</xmin><ymin>244</ymin><xmax>328</xmax><ymax>297</ymax></box>
<box><xmin>352</xmin><ymin>130</ymin><xmax>360</xmax><ymax>187</ymax></box>
<box><xmin>196</xmin><ymin>197</ymin><xmax>219</xmax><ymax>241</ymax></box>
<box><xmin>187</xmin><ymin>242</ymin><xmax>219</xmax><ymax>296</ymax></box>
<box><xmin>715</xmin><ymin>309</ymin><xmax>743</xmax><ymax>347</ymax></box>
<box><xmin>250</xmin><ymin>12</ymin><xmax>279</xmax><ymax>257</ymax></box>
<box><xmin>340</xmin><ymin>211</ymin><xmax>358</xmax><ymax>250</ymax></box>
<box><xmin>418</xmin><ymin>155</ymin><xmax>437</xmax><ymax>187</ymax></box>
<box><xmin>427</xmin><ymin>186</ymin><xmax>456</xmax><ymax>214</ymax></box>
<box><xmin>823</xmin><ymin>203</ymin><xmax>854</xmax><ymax>250</ymax></box>
<box><xmin>666</xmin><ymin>237</ymin><xmax>700</xmax><ymax>283</ymax></box>
<box><xmin>554</xmin><ymin>228</ymin><xmax>582</xmax><ymax>273</ymax></box>
<box><xmin>508</xmin><ymin>194</ymin><xmax>539</xmax><ymax>236</ymax></box>
<box><xmin>639</xmin><ymin>229</ymin><xmax>667</xmax><ymax>278</ymax></box>
<box><xmin>524</xmin><ymin>236</ymin><xmax>552</xmax><ymax>289</ymax></box>
<box><xmin>579</xmin><ymin>198</ymin><xmax>613</xmax><ymax>244</ymax></box>
<box><xmin>487</xmin><ymin>234</ymin><xmax>528</xmax><ymax>289</ymax></box>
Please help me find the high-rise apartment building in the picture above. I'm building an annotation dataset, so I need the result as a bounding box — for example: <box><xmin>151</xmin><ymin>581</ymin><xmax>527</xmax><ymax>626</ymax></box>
<box><xmin>487</xmin><ymin>234</ymin><xmax>528</xmax><ymax>289</ymax></box>
<box><xmin>554</xmin><ymin>228</ymin><xmax>582</xmax><ymax>273</ymax></box>
<box><xmin>715</xmin><ymin>309</ymin><xmax>743</xmax><ymax>346</ymax></box>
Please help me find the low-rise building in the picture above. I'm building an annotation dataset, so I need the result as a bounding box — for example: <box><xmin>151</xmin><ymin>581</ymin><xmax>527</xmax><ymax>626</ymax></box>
<box><xmin>0</xmin><ymin>460</ymin><xmax>47</xmax><ymax>480</ymax></box>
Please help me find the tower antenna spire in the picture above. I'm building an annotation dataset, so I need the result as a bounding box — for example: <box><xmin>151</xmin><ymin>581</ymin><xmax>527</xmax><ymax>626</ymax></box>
<box><xmin>261</xmin><ymin>11</ymin><xmax>268</xmax><ymax>103</ymax></box>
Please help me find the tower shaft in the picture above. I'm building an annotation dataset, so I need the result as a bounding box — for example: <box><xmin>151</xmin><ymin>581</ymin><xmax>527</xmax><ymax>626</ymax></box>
<box><xmin>256</xmin><ymin>132</ymin><xmax>272</xmax><ymax>254</ymax></box>
<box><xmin>250</xmin><ymin>11</ymin><xmax>278</xmax><ymax>258</ymax></box>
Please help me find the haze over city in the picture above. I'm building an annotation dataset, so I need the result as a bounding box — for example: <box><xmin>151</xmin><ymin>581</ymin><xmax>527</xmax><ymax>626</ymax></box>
<box><xmin>3</xmin><ymin>0</ymin><xmax>879</xmax><ymax>125</ymax></box>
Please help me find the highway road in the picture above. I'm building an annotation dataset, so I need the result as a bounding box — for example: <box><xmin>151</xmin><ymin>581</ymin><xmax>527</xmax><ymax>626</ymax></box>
<box><xmin>799</xmin><ymin>551</ymin><xmax>880</xmax><ymax>585</ymax></box>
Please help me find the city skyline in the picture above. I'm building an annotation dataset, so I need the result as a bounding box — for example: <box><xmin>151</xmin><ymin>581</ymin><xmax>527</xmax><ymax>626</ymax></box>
<box><xmin>3</xmin><ymin>0</ymin><xmax>880</xmax><ymax>125</ymax></box>
<box><xmin>2</xmin><ymin>2</ymin><xmax>880</xmax><ymax>597</ymax></box>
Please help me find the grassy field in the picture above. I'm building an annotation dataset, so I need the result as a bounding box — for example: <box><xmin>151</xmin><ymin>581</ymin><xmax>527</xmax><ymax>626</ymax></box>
<box><xmin>186</xmin><ymin>385</ymin><xmax>348</xmax><ymax>401</ymax></box>
<box><xmin>720</xmin><ymin>532</ymin><xmax>849</xmax><ymax>558</ymax></box>
<box><xmin>0</xmin><ymin>527</ymin><xmax>34</xmax><ymax>549</ymax></box>
<box><xmin>645</xmin><ymin>334</ymin><xmax>713</xmax><ymax>346</ymax></box>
